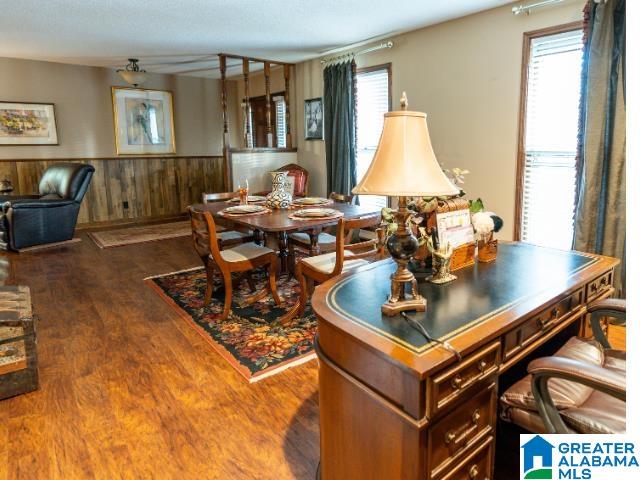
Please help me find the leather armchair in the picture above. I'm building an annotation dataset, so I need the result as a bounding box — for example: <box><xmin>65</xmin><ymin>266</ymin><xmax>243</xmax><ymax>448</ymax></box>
<box><xmin>0</xmin><ymin>163</ymin><xmax>95</xmax><ymax>250</ymax></box>
<box><xmin>500</xmin><ymin>299</ymin><xmax>626</xmax><ymax>434</ymax></box>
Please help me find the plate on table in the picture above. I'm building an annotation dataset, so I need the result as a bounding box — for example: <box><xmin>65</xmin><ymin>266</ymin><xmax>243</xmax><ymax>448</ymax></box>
<box><xmin>222</xmin><ymin>204</ymin><xmax>268</xmax><ymax>215</ymax></box>
<box><xmin>291</xmin><ymin>208</ymin><xmax>340</xmax><ymax>219</ymax></box>
<box><xmin>292</xmin><ymin>197</ymin><xmax>332</xmax><ymax>206</ymax></box>
<box><xmin>228</xmin><ymin>195</ymin><xmax>267</xmax><ymax>203</ymax></box>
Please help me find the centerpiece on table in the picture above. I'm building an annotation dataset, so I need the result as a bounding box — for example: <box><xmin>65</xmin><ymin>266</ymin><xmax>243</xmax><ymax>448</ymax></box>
<box><xmin>265</xmin><ymin>170</ymin><xmax>292</xmax><ymax>209</ymax></box>
<box><xmin>381</xmin><ymin>168</ymin><xmax>503</xmax><ymax>275</ymax></box>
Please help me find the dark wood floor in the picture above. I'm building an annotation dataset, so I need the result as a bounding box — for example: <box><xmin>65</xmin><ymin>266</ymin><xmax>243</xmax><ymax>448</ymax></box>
<box><xmin>0</xmin><ymin>234</ymin><xmax>626</xmax><ymax>479</ymax></box>
<box><xmin>0</xmin><ymin>234</ymin><xmax>319</xmax><ymax>480</ymax></box>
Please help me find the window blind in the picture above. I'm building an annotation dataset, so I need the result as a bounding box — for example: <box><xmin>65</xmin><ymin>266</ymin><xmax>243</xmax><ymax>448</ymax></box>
<box><xmin>520</xmin><ymin>29</ymin><xmax>583</xmax><ymax>250</ymax></box>
<box><xmin>355</xmin><ymin>67</ymin><xmax>390</xmax><ymax>210</ymax></box>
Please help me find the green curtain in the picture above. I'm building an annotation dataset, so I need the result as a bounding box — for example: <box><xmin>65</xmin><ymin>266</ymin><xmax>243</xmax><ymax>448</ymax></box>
<box><xmin>573</xmin><ymin>0</ymin><xmax>626</xmax><ymax>297</ymax></box>
<box><xmin>323</xmin><ymin>59</ymin><xmax>357</xmax><ymax>196</ymax></box>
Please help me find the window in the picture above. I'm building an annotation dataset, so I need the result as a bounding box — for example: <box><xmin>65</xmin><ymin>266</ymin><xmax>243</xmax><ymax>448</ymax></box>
<box><xmin>355</xmin><ymin>64</ymin><xmax>391</xmax><ymax>210</ymax></box>
<box><xmin>517</xmin><ymin>26</ymin><xmax>583</xmax><ymax>250</ymax></box>
<box><xmin>247</xmin><ymin>91</ymin><xmax>286</xmax><ymax>148</ymax></box>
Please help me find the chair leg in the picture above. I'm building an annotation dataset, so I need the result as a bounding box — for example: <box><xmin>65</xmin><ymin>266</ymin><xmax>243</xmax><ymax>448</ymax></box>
<box><xmin>268</xmin><ymin>256</ymin><xmax>282</xmax><ymax>306</ymax></box>
<box><xmin>220</xmin><ymin>271</ymin><xmax>233</xmax><ymax>321</ymax></box>
<box><xmin>297</xmin><ymin>266</ymin><xmax>310</xmax><ymax>318</ymax></box>
<box><xmin>204</xmin><ymin>262</ymin><xmax>215</xmax><ymax>306</ymax></box>
<box><xmin>287</xmin><ymin>243</ymin><xmax>297</xmax><ymax>279</ymax></box>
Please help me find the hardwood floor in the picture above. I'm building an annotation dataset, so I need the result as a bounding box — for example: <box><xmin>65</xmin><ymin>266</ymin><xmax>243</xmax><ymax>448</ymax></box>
<box><xmin>0</xmin><ymin>235</ymin><xmax>319</xmax><ymax>480</ymax></box>
<box><xmin>0</xmin><ymin>235</ymin><xmax>626</xmax><ymax>479</ymax></box>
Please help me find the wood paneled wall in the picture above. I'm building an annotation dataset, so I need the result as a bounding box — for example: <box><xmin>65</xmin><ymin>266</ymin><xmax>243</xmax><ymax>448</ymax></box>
<box><xmin>0</xmin><ymin>156</ymin><xmax>225</xmax><ymax>226</ymax></box>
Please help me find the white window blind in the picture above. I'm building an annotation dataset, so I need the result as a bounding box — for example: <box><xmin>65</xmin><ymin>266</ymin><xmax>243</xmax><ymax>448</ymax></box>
<box><xmin>520</xmin><ymin>29</ymin><xmax>583</xmax><ymax>250</ymax></box>
<box><xmin>274</xmin><ymin>96</ymin><xmax>287</xmax><ymax>148</ymax></box>
<box><xmin>356</xmin><ymin>67</ymin><xmax>389</xmax><ymax>210</ymax></box>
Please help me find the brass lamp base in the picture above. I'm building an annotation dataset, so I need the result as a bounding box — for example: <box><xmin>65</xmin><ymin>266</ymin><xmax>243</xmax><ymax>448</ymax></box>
<box><xmin>381</xmin><ymin>196</ymin><xmax>427</xmax><ymax>316</ymax></box>
<box><xmin>381</xmin><ymin>261</ymin><xmax>427</xmax><ymax>316</ymax></box>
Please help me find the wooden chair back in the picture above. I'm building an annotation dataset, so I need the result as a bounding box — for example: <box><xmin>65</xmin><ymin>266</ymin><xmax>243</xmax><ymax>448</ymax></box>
<box><xmin>202</xmin><ymin>192</ymin><xmax>237</xmax><ymax>203</ymax></box>
<box><xmin>330</xmin><ymin>192</ymin><xmax>354</xmax><ymax>204</ymax></box>
<box><xmin>331</xmin><ymin>214</ymin><xmax>383</xmax><ymax>276</ymax></box>
<box><xmin>277</xmin><ymin>163</ymin><xmax>309</xmax><ymax>197</ymax></box>
<box><xmin>188</xmin><ymin>207</ymin><xmax>225</xmax><ymax>266</ymax></box>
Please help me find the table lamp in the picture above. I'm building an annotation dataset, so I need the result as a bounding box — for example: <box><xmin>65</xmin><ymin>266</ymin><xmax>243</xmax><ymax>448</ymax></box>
<box><xmin>352</xmin><ymin>92</ymin><xmax>460</xmax><ymax>316</ymax></box>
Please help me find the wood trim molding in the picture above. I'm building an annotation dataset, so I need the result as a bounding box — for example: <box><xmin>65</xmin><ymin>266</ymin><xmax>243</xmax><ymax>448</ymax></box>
<box><xmin>0</xmin><ymin>155</ymin><xmax>222</xmax><ymax>163</ymax></box>
<box><xmin>513</xmin><ymin>21</ymin><xmax>583</xmax><ymax>240</ymax></box>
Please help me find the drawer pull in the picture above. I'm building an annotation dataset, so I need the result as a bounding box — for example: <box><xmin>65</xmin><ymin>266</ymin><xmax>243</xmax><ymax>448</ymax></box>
<box><xmin>477</xmin><ymin>360</ymin><xmax>488</xmax><ymax>373</ymax></box>
<box><xmin>444</xmin><ymin>409</ymin><xmax>481</xmax><ymax>446</ymax></box>
<box><xmin>469</xmin><ymin>464</ymin><xmax>479</xmax><ymax>479</ymax></box>
<box><xmin>537</xmin><ymin>317</ymin><xmax>552</xmax><ymax>331</ymax></box>
<box><xmin>552</xmin><ymin>307</ymin><xmax>560</xmax><ymax>319</ymax></box>
<box><xmin>451</xmin><ymin>375</ymin><xmax>463</xmax><ymax>390</ymax></box>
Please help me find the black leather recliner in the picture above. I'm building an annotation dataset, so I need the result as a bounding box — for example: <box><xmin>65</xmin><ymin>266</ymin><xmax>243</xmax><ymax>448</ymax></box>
<box><xmin>0</xmin><ymin>163</ymin><xmax>95</xmax><ymax>251</ymax></box>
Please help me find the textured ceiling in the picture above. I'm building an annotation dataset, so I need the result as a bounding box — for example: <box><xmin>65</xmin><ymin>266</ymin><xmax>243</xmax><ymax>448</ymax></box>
<box><xmin>0</xmin><ymin>0</ymin><xmax>513</xmax><ymax>78</ymax></box>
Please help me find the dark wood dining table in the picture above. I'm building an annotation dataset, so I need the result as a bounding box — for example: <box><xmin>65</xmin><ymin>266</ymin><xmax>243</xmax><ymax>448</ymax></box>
<box><xmin>192</xmin><ymin>201</ymin><xmax>381</xmax><ymax>273</ymax></box>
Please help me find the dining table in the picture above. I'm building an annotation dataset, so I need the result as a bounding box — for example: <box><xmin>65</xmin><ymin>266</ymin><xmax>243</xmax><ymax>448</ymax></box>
<box><xmin>193</xmin><ymin>200</ymin><xmax>382</xmax><ymax>273</ymax></box>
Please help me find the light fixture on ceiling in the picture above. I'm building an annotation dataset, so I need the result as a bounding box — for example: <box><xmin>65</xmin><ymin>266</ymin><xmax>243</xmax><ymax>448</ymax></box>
<box><xmin>117</xmin><ymin>58</ymin><xmax>147</xmax><ymax>87</ymax></box>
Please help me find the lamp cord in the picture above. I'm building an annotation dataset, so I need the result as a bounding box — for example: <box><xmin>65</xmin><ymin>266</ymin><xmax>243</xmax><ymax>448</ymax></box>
<box><xmin>400</xmin><ymin>312</ymin><xmax>462</xmax><ymax>361</ymax></box>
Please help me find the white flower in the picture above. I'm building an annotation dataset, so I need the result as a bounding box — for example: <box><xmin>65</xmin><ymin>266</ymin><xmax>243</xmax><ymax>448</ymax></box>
<box><xmin>472</xmin><ymin>212</ymin><xmax>494</xmax><ymax>237</ymax></box>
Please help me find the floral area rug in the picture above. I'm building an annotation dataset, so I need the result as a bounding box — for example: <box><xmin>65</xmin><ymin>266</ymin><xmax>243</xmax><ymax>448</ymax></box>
<box><xmin>145</xmin><ymin>267</ymin><xmax>316</xmax><ymax>382</ymax></box>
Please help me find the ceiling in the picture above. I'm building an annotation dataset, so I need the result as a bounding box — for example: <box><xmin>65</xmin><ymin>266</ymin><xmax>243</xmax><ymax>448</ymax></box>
<box><xmin>0</xmin><ymin>0</ymin><xmax>514</xmax><ymax>78</ymax></box>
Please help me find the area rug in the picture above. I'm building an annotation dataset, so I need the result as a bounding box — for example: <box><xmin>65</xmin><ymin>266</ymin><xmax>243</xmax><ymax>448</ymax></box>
<box><xmin>145</xmin><ymin>267</ymin><xmax>316</xmax><ymax>382</ymax></box>
<box><xmin>88</xmin><ymin>221</ymin><xmax>191</xmax><ymax>248</ymax></box>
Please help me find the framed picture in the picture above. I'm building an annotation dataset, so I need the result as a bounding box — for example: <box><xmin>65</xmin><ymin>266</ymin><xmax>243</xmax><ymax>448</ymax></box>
<box><xmin>111</xmin><ymin>87</ymin><xmax>175</xmax><ymax>155</ymax></box>
<box><xmin>304</xmin><ymin>97</ymin><xmax>323</xmax><ymax>140</ymax></box>
<box><xmin>0</xmin><ymin>102</ymin><xmax>58</xmax><ymax>145</ymax></box>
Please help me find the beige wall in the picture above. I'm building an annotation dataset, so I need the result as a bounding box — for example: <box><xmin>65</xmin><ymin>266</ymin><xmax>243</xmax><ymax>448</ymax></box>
<box><xmin>0</xmin><ymin>57</ymin><xmax>224</xmax><ymax>159</ymax></box>
<box><xmin>294</xmin><ymin>0</ymin><xmax>583</xmax><ymax>239</ymax></box>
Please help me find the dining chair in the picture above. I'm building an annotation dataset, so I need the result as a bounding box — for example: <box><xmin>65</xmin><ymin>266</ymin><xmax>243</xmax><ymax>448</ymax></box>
<box><xmin>283</xmin><ymin>214</ymin><xmax>384</xmax><ymax>321</ymax></box>
<box><xmin>329</xmin><ymin>192</ymin><xmax>354</xmax><ymax>204</ymax></box>
<box><xmin>188</xmin><ymin>207</ymin><xmax>281</xmax><ymax>320</ymax></box>
<box><xmin>287</xmin><ymin>193</ymin><xmax>378</xmax><ymax>262</ymax></box>
<box><xmin>201</xmin><ymin>192</ymin><xmax>254</xmax><ymax>248</ymax></box>
<box><xmin>276</xmin><ymin>164</ymin><xmax>309</xmax><ymax>197</ymax></box>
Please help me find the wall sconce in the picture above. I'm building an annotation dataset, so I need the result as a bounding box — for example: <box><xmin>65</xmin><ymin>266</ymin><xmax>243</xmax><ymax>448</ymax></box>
<box><xmin>117</xmin><ymin>58</ymin><xmax>147</xmax><ymax>87</ymax></box>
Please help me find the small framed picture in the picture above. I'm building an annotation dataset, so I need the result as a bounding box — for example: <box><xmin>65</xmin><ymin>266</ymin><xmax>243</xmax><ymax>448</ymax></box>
<box><xmin>111</xmin><ymin>87</ymin><xmax>176</xmax><ymax>155</ymax></box>
<box><xmin>304</xmin><ymin>98</ymin><xmax>323</xmax><ymax>140</ymax></box>
<box><xmin>0</xmin><ymin>102</ymin><xmax>58</xmax><ymax>145</ymax></box>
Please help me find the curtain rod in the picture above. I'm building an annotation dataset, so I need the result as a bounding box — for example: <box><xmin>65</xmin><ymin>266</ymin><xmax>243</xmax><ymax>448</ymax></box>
<box><xmin>320</xmin><ymin>41</ymin><xmax>393</xmax><ymax>66</ymax></box>
<box><xmin>512</xmin><ymin>0</ymin><xmax>564</xmax><ymax>15</ymax></box>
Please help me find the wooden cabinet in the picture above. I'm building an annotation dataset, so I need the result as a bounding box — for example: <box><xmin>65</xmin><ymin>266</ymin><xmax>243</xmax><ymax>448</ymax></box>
<box><xmin>313</xmin><ymin>244</ymin><xmax>618</xmax><ymax>480</ymax></box>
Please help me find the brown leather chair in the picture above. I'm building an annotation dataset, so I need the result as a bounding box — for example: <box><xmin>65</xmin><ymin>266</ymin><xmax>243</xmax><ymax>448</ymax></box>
<box><xmin>500</xmin><ymin>299</ymin><xmax>626</xmax><ymax>434</ymax></box>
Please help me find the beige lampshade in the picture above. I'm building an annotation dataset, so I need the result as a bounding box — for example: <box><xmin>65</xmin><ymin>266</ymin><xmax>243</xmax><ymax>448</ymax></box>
<box><xmin>352</xmin><ymin>109</ymin><xmax>459</xmax><ymax>197</ymax></box>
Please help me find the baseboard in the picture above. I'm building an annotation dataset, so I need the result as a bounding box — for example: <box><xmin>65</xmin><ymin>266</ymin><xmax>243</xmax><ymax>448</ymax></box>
<box><xmin>76</xmin><ymin>213</ymin><xmax>189</xmax><ymax>232</ymax></box>
<box><xmin>16</xmin><ymin>238</ymin><xmax>82</xmax><ymax>253</ymax></box>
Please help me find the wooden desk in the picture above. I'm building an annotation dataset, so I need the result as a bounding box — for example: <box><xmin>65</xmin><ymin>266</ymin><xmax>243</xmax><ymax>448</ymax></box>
<box><xmin>195</xmin><ymin>202</ymin><xmax>380</xmax><ymax>271</ymax></box>
<box><xmin>311</xmin><ymin>243</ymin><xmax>618</xmax><ymax>480</ymax></box>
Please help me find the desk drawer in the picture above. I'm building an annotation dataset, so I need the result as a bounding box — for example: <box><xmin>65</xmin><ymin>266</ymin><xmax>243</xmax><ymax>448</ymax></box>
<box><xmin>427</xmin><ymin>341</ymin><xmax>500</xmax><ymax>416</ymax></box>
<box><xmin>587</xmin><ymin>271</ymin><xmax>613</xmax><ymax>301</ymax></box>
<box><xmin>437</xmin><ymin>435</ymin><xmax>494</xmax><ymax>480</ymax></box>
<box><xmin>503</xmin><ymin>289</ymin><xmax>583</xmax><ymax>361</ymax></box>
<box><xmin>428</xmin><ymin>383</ymin><xmax>496</xmax><ymax>479</ymax></box>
